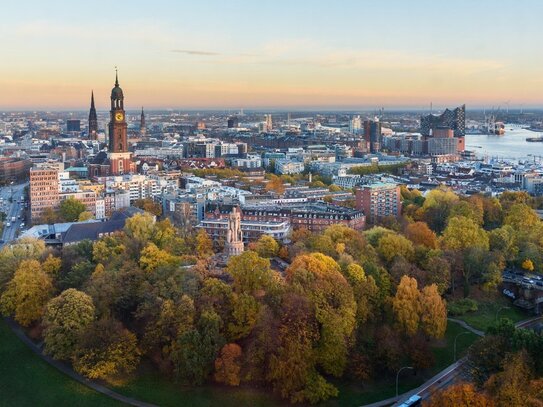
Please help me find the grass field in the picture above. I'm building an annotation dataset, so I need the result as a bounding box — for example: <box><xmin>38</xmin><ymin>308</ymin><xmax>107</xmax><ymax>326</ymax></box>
<box><xmin>455</xmin><ymin>296</ymin><xmax>526</xmax><ymax>332</ymax></box>
<box><xmin>0</xmin><ymin>319</ymin><xmax>121</xmax><ymax>407</ymax></box>
<box><xmin>1</xmin><ymin>318</ymin><xmax>479</xmax><ymax>407</ymax></box>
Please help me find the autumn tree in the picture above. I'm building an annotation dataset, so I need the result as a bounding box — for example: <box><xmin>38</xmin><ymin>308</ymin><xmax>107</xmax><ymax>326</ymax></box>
<box><xmin>344</xmin><ymin>263</ymin><xmax>379</xmax><ymax>324</ymax></box>
<box><xmin>267</xmin><ymin>292</ymin><xmax>338</xmax><ymax>404</ymax></box>
<box><xmin>78</xmin><ymin>211</ymin><xmax>93</xmax><ymax>221</ymax></box>
<box><xmin>134</xmin><ymin>198</ymin><xmax>163</xmax><ymax>217</ymax></box>
<box><xmin>286</xmin><ymin>253</ymin><xmax>356</xmax><ymax>377</ymax></box>
<box><xmin>0</xmin><ymin>259</ymin><xmax>53</xmax><ymax>326</ymax></box>
<box><xmin>377</xmin><ymin>233</ymin><xmax>415</xmax><ymax>263</ymax></box>
<box><xmin>420</xmin><ymin>187</ymin><xmax>459</xmax><ymax>233</ymax></box>
<box><xmin>424</xmin><ymin>382</ymin><xmax>495</xmax><ymax>407</ymax></box>
<box><xmin>43</xmin><ymin>289</ymin><xmax>95</xmax><ymax>360</ymax></box>
<box><xmin>73</xmin><ymin>318</ymin><xmax>140</xmax><ymax>381</ymax></box>
<box><xmin>195</xmin><ymin>229</ymin><xmax>214</xmax><ymax>259</ymax></box>
<box><xmin>0</xmin><ymin>237</ymin><xmax>45</xmax><ymax>290</ymax></box>
<box><xmin>504</xmin><ymin>203</ymin><xmax>540</xmax><ymax>229</ymax></box>
<box><xmin>392</xmin><ymin>275</ymin><xmax>421</xmax><ymax>336</ymax></box>
<box><xmin>522</xmin><ymin>259</ymin><xmax>535</xmax><ymax>272</ymax></box>
<box><xmin>441</xmin><ymin>216</ymin><xmax>489</xmax><ymax>251</ymax></box>
<box><xmin>485</xmin><ymin>350</ymin><xmax>532</xmax><ymax>407</ymax></box>
<box><xmin>419</xmin><ymin>284</ymin><xmax>447</xmax><ymax>339</ymax></box>
<box><xmin>59</xmin><ymin>197</ymin><xmax>87</xmax><ymax>222</ymax></box>
<box><xmin>42</xmin><ymin>254</ymin><xmax>62</xmax><ymax>279</ymax></box>
<box><xmin>405</xmin><ymin>221</ymin><xmax>438</xmax><ymax>248</ymax></box>
<box><xmin>254</xmin><ymin>235</ymin><xmax>279</xmax><ymax>258</ymax></box>
<box><xmin>227</xmin><ymin>251</ymin><xmax>273</xmax><ymax>296</ymax></box>
<box><xmin>424</xmin><ymin>256</ymin><xmax>451</xmax><ymax>295</ymax></box>
<box><xmin>214</xmin><ymin>343</ymin><xmax>242</xmax><ymax>386</ymax></box>
<box><xmin>265</xmin><ymin>175</ymin><xmax>285</xmax><ymax>194</ymax></box>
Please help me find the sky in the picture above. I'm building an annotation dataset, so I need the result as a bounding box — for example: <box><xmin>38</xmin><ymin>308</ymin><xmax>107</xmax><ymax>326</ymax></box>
<box><xmin>1</xmin><ymin>0</ymin><xmax>543</xmax><ymax>110</ymax></box>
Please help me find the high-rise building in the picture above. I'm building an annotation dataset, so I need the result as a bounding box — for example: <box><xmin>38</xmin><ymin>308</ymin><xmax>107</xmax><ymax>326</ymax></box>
<box><xmin>350</xmin><ymin>115</ymin><xmax>362</xmax><ymax>134</ymax></box>
<box><xmin>66</xmin><ymin>119</ymin><xmax>81</xmax><ymax>132</ymax></box>
<box><xmin>265</xmin><ymin>114</ymin><xmax>273</xmax><ymax>132</ymax></box>
<box><xmin>420</xmin><ymin>105</ymin><xmax>465</xmax><ymax>137</ymax></box>
<box><xmin>363</xmin><ymin>119</ymin><xmax>382</xmax><ymax>153</ymax></box>
<box><xmin>88</xmin><ymin>91</ymin><xmax>98</xmax><ymax>140</ymax></box>
<box><xmin>355</xmin><ymin>183</ymin><xmax>401</xmax><ymax>223</ymax></box>
<box><xmin>227</xmin><ymin>116</ymin><xmax>239</xmax><ymax>128</ymax></box>
<box><xmin>30</xmin><ymin>167</ymin><xmax>60</xmax><ymax>221</ymax></box>
<box><xmin>140</xmin><ymin>107</ymin><xmax>146</xmax><ymax>137</ymax></box>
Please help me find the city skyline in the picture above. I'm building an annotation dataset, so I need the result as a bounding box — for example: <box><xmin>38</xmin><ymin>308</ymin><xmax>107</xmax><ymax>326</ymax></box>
<box><xmin>3</xmin><ymin>0</ymin><xmax>543</xmax><ymax>110</ymax></box>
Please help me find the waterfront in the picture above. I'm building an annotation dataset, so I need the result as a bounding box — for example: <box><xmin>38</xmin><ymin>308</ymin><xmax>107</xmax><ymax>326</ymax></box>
<box><xmin>466</xmin><ymin>127</ymin><xmax>543</xmax><ymax>161</ymax></box>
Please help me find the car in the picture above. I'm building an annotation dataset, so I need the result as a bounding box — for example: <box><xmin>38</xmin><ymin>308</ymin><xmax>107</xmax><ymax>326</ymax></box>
<box><xmin>5</xmin><ymin>222</ymin><xmax>10</xmax><ymax>227</ymax></box>
<box><xmin>535</xmin><ymin>281</ymin><xmax>543</xmax><ymax>287</ymax></box>
<box><xmin>522</xmin><ymin>277</ymin><xmax>535</xmax><ymax>285</ymax></box>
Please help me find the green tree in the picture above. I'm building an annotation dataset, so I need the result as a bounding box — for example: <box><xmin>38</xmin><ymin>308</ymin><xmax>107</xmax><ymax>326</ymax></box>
<box><xmin>134</xmin><ymin>198</ymin><xmax>163</xmax><ymax>217</ymax></box>
<box><xmin>0</xmin><ymin>259</ymin><xmax>53</xmax><ymax>326</ymax></box>
<box><xmin>171</xmin><ymin>309</ymin><xmax>224</xmax><ymax>385</ymax></box>
<box><xmin>43</xmin><ymin>289</ymin><xmax>95</xmax><ymax>360</ymax></box>
<box><xmin>59</xmin><ymin>197</ymin><xmax>87</xmax><ymax>222</ymax></box>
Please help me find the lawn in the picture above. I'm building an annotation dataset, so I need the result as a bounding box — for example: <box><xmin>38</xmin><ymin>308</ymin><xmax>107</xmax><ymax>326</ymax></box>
<box><xmin>0</xmin><ymin>319</ymin><xmax>121</xmax><ymax>407</ymax></box>
<box><xmin>454</xmin><ymin>296</ymin><xmax>526</xmax><ymax>332</ymax></box>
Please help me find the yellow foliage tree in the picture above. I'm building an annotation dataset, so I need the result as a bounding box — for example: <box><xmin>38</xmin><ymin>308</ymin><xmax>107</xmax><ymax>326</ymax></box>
<box><xmin>392</xmin><ymin>275</ymin><xmax>421</xmax><ymax>336</ymax></box>
<box><xmin>214</xmin><ymin>343</ymin><xmax>242</xmax><ymax>386</ymax></box>
<box><xmin>0</xmin><ymin>259</ymin><xmax>53</xmax><ymax>326</ymax></box>
<box><xmin>424</xmin><ymin>382</ymin><xmax>495</xmax><ymax>407</ymax></box>
<box><xmin>419</xmin><ymin>284</ymin><xmax>447</xmax><ymax>339</ymax></box>
<box><xmin>522</xmin><ymin>259</ymin><xmax>535</xmax><ymax>272</ymax></box>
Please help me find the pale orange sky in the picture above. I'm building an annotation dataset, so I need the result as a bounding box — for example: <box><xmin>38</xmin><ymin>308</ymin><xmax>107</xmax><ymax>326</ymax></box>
<box><xmin>1</xmin><ymin>1</ymin><xmax>543</xmax><ymax>110</ymax></box>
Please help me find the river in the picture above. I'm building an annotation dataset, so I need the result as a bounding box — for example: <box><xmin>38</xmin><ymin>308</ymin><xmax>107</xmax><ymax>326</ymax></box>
<box><xmin>465</xmin><ymin>127</ymin><xmax>543</xmax><ymax>161</ymax></box>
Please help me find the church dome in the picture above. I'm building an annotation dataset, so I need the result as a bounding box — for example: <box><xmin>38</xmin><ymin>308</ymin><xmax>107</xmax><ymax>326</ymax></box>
<box><xmin>111</xmin><ymin>70</ymin><xmax>124</xmax><ymax>100</ymax></box>
<box><xmin>111</xmin><ymin>85</ymin><xmax>123</xmax><ymax>100</ymax></box>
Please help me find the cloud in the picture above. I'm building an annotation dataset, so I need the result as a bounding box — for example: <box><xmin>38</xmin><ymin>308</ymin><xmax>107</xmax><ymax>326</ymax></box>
<box><xmin>171</xmin><ymin>49</ymin><xmax>220</xmax><ymax>56</ymax></box>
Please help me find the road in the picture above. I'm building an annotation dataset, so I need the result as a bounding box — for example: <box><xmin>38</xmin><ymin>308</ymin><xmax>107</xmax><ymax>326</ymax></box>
<box><xmin>0</xmin><ymin>182</ymin><xmax>28</xmax><ymax>246</ymax></box>
<box><xmin>364</xmin><ymin>316</ymin><xmax>543</xmax><ymax>407</ymax></box>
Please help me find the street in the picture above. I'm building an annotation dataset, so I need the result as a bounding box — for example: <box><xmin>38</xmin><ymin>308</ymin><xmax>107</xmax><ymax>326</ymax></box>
<box><xmin>0</xmin><ymin>182</ymin><xmax>28</xmax><ymax>246</ymax></box>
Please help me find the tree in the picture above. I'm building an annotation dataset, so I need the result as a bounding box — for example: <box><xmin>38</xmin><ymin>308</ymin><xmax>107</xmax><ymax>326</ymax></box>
<box><xmin>419</xmin><ymin>284</ymin><xmax>447</xmax><ymax>339</ymax></box>
<box><xmin>227</xmin><ymin>293</ymin><xmax>260</xmax><ymax>340</ymax></box>
<box><xmin>42</xmin><ymin>254</ymin><xmax>62</xmax><ymax>279</ymax></box>
<box><xmin>195</xmin><ymin>229</ymin><xmax>214</xmax><ymax>259</ymax></box>
<box><xmin>405</xmin><ymin>222</ymin><xmax>438</xmax><ymax>248</ymax></box>
<box><xmin>214</xmin><ymin>343</ymin><xmax>242</xmax><ymax>386</ymax></box>
<box><xmin>124</xmin><ymin>212</ymin><xmax>155</xmax><ymax>248</ymax></box>
<box><xmin>139</xmin><ymin>242</ymin><xmax>178</xmax><ymax>272</ymax></box>
<box><xmin>254</xmin><ymin>235</ymin><xmax>279</xmax><ymax>258</ymax></box>
<box><xmin>344</xmin><ymin>263</ymin><xmax>379</xmax><ymax>324</ymax></box>
<box><xmin>265</xmin><ymin>175</ymin><xmax>285</xmax><ymax>194</ymax></box>
<box><xmin>421</xmin><ymin>187</ymin><xmax>459</xmax><ymax>233</ymax></box>
<box><xmin>43</xmin><ymin>289</ymin><xmax>95</xmax><ymax>360</ymax></box>
<box><xmin>441</xmin><ymin>216</ymin><xmax>489</xmax><ymax>251</ymax></box>
<box><xmin>0</xmin><ymin>259</ymin><xmax>53</xmax><ymax>326</ymax></box>
<box><xmin>424</xmin><ymin>256</ymin><xmax>451</xmax><ymax>294</ymax></box>
<box><xmin>424</xmin><ymin>382</ymin><xmax>495</xmax><ymax>407</ymax></box>
<box><xmin>522</xmin><ymin>259</ymin><xmax>535</xmax><ymax>272</ymax></box>
<box><xmin>73</xmin><ymin>318</ymin><xmax>140</xmax><ymax>381</ymax></box>
<box><xmin>134</xmin><ymin>198</ymin><xmax>162</xmax><ymax>217</ymax></box>
<box><xmin>504</xmin><ymin>203</ymin><xmax>540</xmax><ymax>229</ymax></box>
<box><xmin>227</xmin><ymin>251</ymin><xmax>273</xmax><ymax>296</ymax></box>
<box><xmin>171</xmin><ymin>310</ymin><xmax>224</xmax><ymax>385</ymax></box>
<box><xmin>39</xmin><ymin>207</ymin><xmax>61</xmax><ymax>224</ymax></box>
<box><xmin>485</xmin><ymin>350</ymin><xmax>532</xmax><ymax>407</ymax></box>
<box><xmin>286</xmin><ymin>253</ymin><xmax>356</xmax><ymax>377</ymax></box>
<box><xmin>377</xmin><ymin>233</ymin><xmax>415</xmax><ymax>263</ymax></box>
<box><xmin>0</xmin><ymin>237</ymin><xmax>45</xmax><ymax>290</ymax></box>
<box><xmin>392</xmin><ymin>275</ymin><xmax>420</xmax><ymax>336</ymax></box>
<box><xmin>78</xmin><ymin>211</ymin><xmax>93</xmax><ymax>221</ymax></box>
<box><xmin>59</xmin><ymin>197</ymin><xmax>87</xmax><ymax>222</ymax></box>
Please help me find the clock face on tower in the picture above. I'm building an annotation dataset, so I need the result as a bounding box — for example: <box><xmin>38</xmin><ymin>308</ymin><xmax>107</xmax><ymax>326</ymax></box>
<box><xmin>115</xmin><ymin>112</ymin><xmax>124</xmax><ymax>122</ymax></box>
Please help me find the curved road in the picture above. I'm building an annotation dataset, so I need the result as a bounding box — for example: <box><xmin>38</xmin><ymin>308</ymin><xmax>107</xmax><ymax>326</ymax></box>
<box><xmin>363</xmin><ymin>316</ymin><xmax>543</xmax><ymax>407</ymax></box>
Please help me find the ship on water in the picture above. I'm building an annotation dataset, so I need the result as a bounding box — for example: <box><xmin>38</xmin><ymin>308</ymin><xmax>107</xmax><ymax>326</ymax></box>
<box><xmin>526</xmin><ymin>136</ymin><xmax>543</xmax><ymax>142</ymax></box>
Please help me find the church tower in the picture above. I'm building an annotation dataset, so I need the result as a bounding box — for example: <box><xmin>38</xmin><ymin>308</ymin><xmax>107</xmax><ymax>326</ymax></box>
<box><xmin>140</xmin><ymin>106</ymin><xmax>146</xmax><ymax>137</ymax></box>
<box><xmin>88</xmin><ymin>91</ymin><xmax>98</xmax><ymax>140</ymax></box>
<box><xmin>106</xmin><ymin>70</ymin><xmax>135</xmax><ymax>175</ymax></box>
<box><xmin>108</xmin><ymin>71</ymin><xmax>128</xmax><ymax>153</ymax></box>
